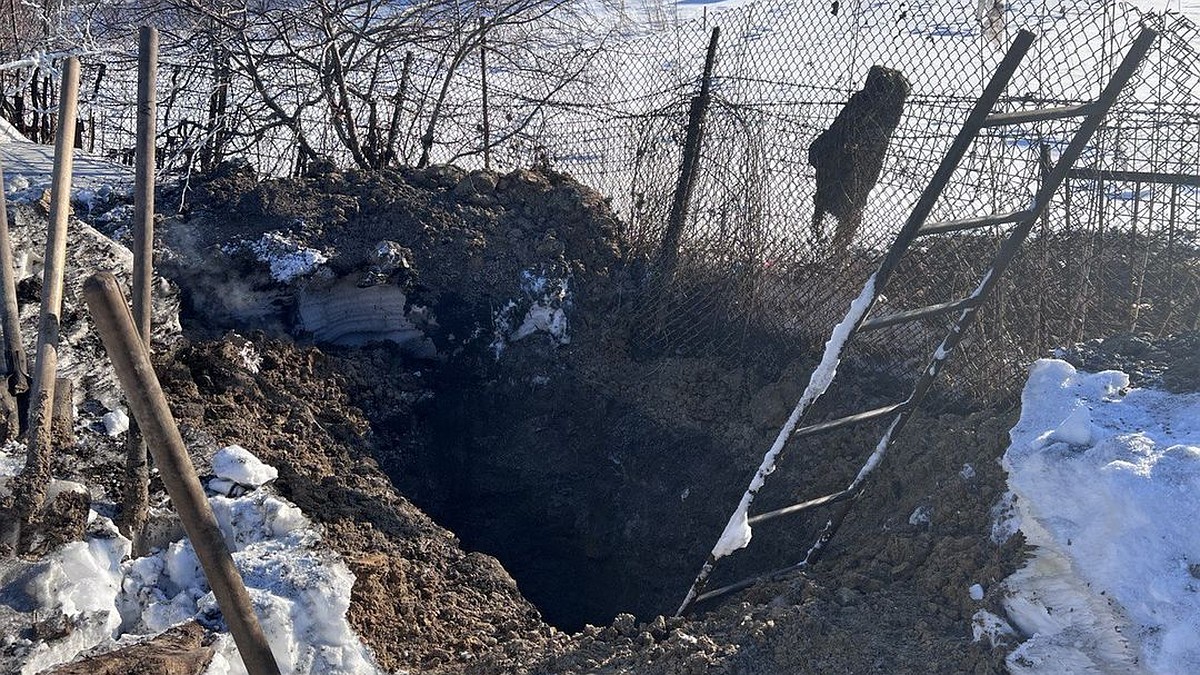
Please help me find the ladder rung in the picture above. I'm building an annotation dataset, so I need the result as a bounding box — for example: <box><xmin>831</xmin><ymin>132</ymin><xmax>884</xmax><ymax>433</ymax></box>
<box><xmin>982</xmin><ymin>102</ymin><xmax>1096</xmax><ymax>127</ymax></box>
<box><xmin>748</xmin><ymin>489</ymin><xmax>853</xmax><ymax>525</ymax></box>
<box><xmin>918</xmin><ymin>209</ymin><xmax>1031</xmax><ymax>236</ymax></box>
<box><xmin>792</xmin><ymin>402</ymin><xmax>907</xmax><ymax>440</ymax></box>
<box><xmin>860</xmin><ymin>297</ymin><xmax>980</xmax><ymax>332</ymax></box>
<box><xmin>694</xmin><ymin>560</ymin><xmax>807</xmax><ymax>604</ymax></box>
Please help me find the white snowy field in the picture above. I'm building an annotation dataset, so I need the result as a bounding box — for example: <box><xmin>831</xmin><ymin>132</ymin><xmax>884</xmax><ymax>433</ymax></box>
<box><xmin>0</xmin><ymin>444</ymin><xmax>381</xmax><ymax>675</ymax></box>
<box><xmin>992</xmin><ymin>359</ymin><xmax>1200</xmax><ymax>673</ymax></box>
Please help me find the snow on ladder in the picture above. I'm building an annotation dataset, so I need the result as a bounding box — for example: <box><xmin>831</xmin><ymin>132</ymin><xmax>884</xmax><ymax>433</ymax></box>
<box><xmin>675</xmin><ymin>26</ymin><xmax>1159</xmax><ymax>616</ymax></box>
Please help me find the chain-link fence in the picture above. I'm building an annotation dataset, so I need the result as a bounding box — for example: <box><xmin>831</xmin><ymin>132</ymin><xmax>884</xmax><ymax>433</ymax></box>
<box><xmin>2</xmin><ymin>0</ymin><xmax>1197</xmax><ymax>403</ymax></box>
<box><xmin>528</xmin><ymin>0</ymin><xmax>1199</xmax><ymax>402</ymax></box>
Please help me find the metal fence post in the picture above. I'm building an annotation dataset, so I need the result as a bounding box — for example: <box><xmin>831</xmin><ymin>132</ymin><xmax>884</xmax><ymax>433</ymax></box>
<box><xmin>479</xmin><ymin>17</ymin><xmax>491</xmax><ymax>171</ymax></box>
<box><xmin>655</xmin><ymin>27</ymin><xmax>720</xmax><ymax>283</ymax></box>
<box><xmin>83</xmin><ymin>272</ymin><xmax>282</xmax><ymax>675</ymax></box>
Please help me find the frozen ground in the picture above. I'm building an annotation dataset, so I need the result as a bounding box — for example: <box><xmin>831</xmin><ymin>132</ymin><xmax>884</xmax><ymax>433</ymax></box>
<box><xmin>0</xmin><ymin>136</ymin><xmax>132</xmax><ymax>198</ymax></box>
<box><xmin>0</xmin><ymin>444</ymin><xmax>381</xmax><ymax>675</ymax></box>
<box><xmin>999</xmin><ymin>359</ymin><xmax>1200</xmax><ymax>674</ymax></box>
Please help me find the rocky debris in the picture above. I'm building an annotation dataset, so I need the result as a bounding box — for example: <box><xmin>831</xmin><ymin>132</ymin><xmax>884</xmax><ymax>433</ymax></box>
<box><xmin>1058</xmin><ymin>331</ymin><xmax>1200</xmax><ymax>393</ymax></box>
<box><xmin>46</xmin><ymin>620</ymin><xmax>215</xmax><ymax>675</ymax></box>
<box><xmin>156</xmin><ymin>162</ymin><xmax>625</xmax><ymax>361</ymax></box>
<box><xmin>21</xmin><ymin>483</ymin><xmax>91</xmax><ymax>557</ymax></box>
<box><xmin>357</xmin><ymin>240</ymin><xmax>414</xmax><ymax>288</ymax></box>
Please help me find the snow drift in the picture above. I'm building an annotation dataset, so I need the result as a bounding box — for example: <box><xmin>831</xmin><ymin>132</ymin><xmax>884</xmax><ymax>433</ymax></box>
<box><xmin>1000</xmin><ymin>358</ymin><xmax>1200</xmax><ymax>674</ymax></box>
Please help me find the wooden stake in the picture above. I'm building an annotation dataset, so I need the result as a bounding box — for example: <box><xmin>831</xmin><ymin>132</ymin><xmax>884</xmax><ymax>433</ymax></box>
<box><xmin>133</xmin><ymin>26</ymin><xmax>157</xmax><ymax>343</ymax></box>
<box><xmin>120</xmin><ymin>25</ymin><xmax>157</xmax><ymax>544</ymax></box>
<box><xmin>84</xmin><ymin>272</ymin><xmax>282</xmax><ymax>675</ymax></box>
<box><xmin>19</xmin><ymin>56</ymin><xmax>79</xmax><ymax>522</ymax></box>
<box><xmin>479</xmin><ymin>17</ymin><xmax>491</xmax><ymax>171</ymax></box>
<box><xmin>0</xmin><ymin>157</ymin><xmax>28</xmax><ymax>441</ymax></box>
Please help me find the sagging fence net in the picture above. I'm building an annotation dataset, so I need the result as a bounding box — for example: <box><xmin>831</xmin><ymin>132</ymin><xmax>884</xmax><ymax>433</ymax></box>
<box><xmin>0</xmin><ymin>0</ymin><xmax>1197</xmax><ymax>404</ymax></box>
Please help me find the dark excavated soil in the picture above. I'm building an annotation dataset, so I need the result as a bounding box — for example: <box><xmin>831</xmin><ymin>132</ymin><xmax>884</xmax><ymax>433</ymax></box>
<box><xmin>156</xmin><ymin>337</ymin><xmax>549</xmax><ymax>673</ymax></box>
<box><xmin>122</xmin><ymin>163</ymin><xmax>1031</xmax><ymax>673</ymax></box>
<box><xmin>10</xmin><ymin>146</ymin><xmax>1195</xmax><ymax>673</ymax></box>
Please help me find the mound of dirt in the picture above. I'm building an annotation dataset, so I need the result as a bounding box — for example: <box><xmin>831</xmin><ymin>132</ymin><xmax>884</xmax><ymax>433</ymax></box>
<box><xmin>1059</xmin><ymin>331</ymin><xmax>1200</xmax><ymax>393</ymax></box>
<box><xmin>0</xmin><ymin>154</ymin><xmax>1040</xmax><ymax>673</ymax></box>
<box><xmin>131</xmin><ymin>161</ymin><xmax>1034</xmax><ymax>674</ymax></box>
<box><xmin>155</xmin><ymin>336</ymin><xmax>549</xmax><ymax>673</ymax></box>
<box><xmin>156</xmin><ymin>162</ymin><xmax>625</xmax><ymax>352</ymax></box>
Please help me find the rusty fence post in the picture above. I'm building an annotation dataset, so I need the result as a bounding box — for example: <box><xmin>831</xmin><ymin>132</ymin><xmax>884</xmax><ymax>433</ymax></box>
<box><xmin>120</xmin><ymin>25</ymin><xmax>158</xmax><ymax>545</ymax></box>
<box><xmin>84</xmin><ymin>272</ymin><xmax>282</xmax><ymax>675</ymax></box>
<box><xmin>19</xmin><ymin>56</ymin><xmax>80</xmax><ymax>523</ymax></box>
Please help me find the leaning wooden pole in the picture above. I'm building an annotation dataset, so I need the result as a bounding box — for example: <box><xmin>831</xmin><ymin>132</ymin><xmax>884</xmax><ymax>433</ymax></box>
<box><xmin>120</xmin><ymin>25</ymin><xmax>157</xmax><ymax>544</ymax></box>
<box><xmin>84</xmin><ymin>272</ymin><xmax>282</xmax><ymax>675</ymax></box>
<box><xmin>19</xmin><ymin>56</ymin><xmax>80</xmax><ymax>522</ymax></box>
<box><xmin>0</xmin><ymin>157</ymin><xmax>29</xmax><ymax>440</ymax></box>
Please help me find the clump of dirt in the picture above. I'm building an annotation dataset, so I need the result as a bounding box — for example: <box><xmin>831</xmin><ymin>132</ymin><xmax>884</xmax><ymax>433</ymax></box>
<box><xmin>48</xmin><ymin>620</ymin><xmax>215</xmax><ymax>675</ymax></box>
<box><xmin>155</xmin><ymin>336</ymin><xmax>549</xmax><ymax>673</ymax></box>
<box><xmin>1059</xmin><ymin>331</ymin><xmax>1200</xmax><ymax>392</ymax></box>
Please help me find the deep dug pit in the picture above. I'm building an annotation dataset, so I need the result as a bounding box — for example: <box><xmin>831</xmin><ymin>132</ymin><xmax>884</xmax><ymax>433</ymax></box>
<box><xmin>134</xmin><ymin>162</ymin><xmax>1026</xmax><ymax>671</ymax></box>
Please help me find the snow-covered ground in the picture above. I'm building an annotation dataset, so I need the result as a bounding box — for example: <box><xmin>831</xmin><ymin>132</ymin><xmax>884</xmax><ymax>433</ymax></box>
<box><xmin>1</xmin><ymin>444</ymin><xmax>381</xmax><ymax>674</ymax></box>
<box><xmin>994</xmin><ymin>359</ymin><xmax>1200</xmax><ymax>674</ymax></box>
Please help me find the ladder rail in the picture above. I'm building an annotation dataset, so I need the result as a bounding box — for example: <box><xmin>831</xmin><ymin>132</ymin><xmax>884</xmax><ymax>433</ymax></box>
<box><xmin>871</xmin><ymin>30</ymin><xmax>1038</xmax><ymax>287</ymax></box>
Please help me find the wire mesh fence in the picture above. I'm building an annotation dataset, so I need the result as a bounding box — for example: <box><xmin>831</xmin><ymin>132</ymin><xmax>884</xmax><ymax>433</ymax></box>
<box><xmin>530</xmin><ymin>0</ymin><xmax>1200</xmax><ymax>404</ymax></box>
<box><xmin>1</xmin><ymin>0</ymin><xmax>1197</xmax><ymax>404</ymax></box>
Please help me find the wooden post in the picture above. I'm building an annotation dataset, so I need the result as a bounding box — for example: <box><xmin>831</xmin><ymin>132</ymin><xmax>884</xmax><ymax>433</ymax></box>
<box><xmin>479</xmin><ymin>17</ymin><xmax>491</xmax><ymax>171</ymax></box>
<box><xmin>18</xmin><ymin>56</ymin><xmax>79</xmax><ymax>523</ymax></box>
<box><xmin>83</xmin><ymin>272</ymin><xmax>282</xmax><ymax>675</ymax></box>
<box><xmin>133</xmin><ymin>27</ymin><xmax>156</xmax><ymax>347</ymax></box>
<box><xmin>51</xmin><ymin>377</ymin><xmax>73</xmax><ymax>448</ymax></box>
<box><xmin>120</xmin><ymin>26</ymin><xmax>157</xmax><ymax>544</ymax></box>
<box><xmin>0</xmin><ymin>157</ymin><xmax>27</xmax><ymax>441</ymax></box>
<box><xmin>655</xmin><ymin>27</ymin><xmax>720</xmax><ymax>283</ymax></box>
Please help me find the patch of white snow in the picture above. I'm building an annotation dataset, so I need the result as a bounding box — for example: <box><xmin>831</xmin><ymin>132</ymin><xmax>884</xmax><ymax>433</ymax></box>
<box><xmin>101</xmin><ymin>409</ymin><xmax>129</xmax><ymax>437</ymax></box>
<box><xmin>247</xmin><ymin>232</ymin><xmax>328</xmax><ymax>283</ymax></box>
<box><xmin>211</xmin><ymin>445</ymin><xmax>278</xmax><ymax>489</ymax></box>
<box><xmin>1001</xmin><ymin>358</ymin><xmax>1200</xmax><ymax>674</ymax></box>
